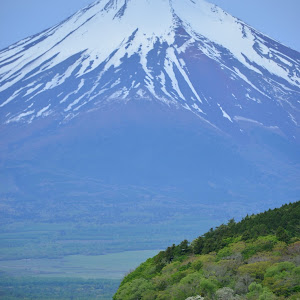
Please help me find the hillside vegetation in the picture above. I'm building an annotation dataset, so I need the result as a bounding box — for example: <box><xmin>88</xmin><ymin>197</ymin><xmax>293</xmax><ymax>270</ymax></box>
<box><xmin>114</xmin><ymin>201</ymin><xmax>300</xmax><ymax>300</ymax></box>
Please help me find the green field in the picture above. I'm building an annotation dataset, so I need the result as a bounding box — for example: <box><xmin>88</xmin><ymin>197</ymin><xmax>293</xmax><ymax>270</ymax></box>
<box><xmin>0</xmin><ymin>250</ymin><xmax>160</xmax><ymax>299</ymax></box>
<box><xmin>0</xmin><ymin>276</ymin><xmax>120</xmax><ymax>300</ymax></box>
<box><xmin>0</xmin><ymin>216</ymin><xmax>218</xmax><ymax>261</ymax></box>
<box><xmin>0</xmin><ymin>250</ymin><xmax>160</xmax><ymax>279</ymax></box>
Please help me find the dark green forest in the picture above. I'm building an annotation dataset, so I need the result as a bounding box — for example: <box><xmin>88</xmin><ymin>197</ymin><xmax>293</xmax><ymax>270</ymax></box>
<box><xmin>114</xmin><ymin>201</ymin><xmax>300</xmax><ymax>299</ymax></box>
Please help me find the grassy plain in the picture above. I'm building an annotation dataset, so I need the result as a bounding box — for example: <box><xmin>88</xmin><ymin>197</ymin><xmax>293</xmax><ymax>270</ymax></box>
<box><xmin>0</xmin><ymin>250</ymin><xmax>160</xmax><ymax>299</ymax></box>
<box><xmin>0</xmin><ymin>250</ymin><xmax>160</xmax><ymax>279</ymax></box>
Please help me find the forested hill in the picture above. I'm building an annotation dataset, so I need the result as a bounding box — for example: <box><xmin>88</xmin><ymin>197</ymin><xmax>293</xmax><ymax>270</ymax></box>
<box><xmin>114</xmin><ymin>201</ymin><xmax>300</xmax><ymax>299</ymax></box>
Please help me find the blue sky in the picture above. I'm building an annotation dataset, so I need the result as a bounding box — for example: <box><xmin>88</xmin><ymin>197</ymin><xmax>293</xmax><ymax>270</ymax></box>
<box><xmin>0</xmin><ymin>0</ymin><xmax>299</xmax><ymax>51</ymax></box>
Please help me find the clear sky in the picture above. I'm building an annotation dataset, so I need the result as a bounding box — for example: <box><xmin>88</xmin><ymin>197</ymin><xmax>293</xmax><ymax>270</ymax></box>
<box><xmin>0</xmin><ymin>0</ymin><xmax>299</xmax><ymax>52</ymax></box>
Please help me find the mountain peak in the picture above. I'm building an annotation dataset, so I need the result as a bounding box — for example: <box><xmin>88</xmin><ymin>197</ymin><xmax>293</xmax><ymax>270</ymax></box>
<box><xmin>0</xmin><ymin>0</ymin><xmax>299</xmax><ymax>140</ymax></box>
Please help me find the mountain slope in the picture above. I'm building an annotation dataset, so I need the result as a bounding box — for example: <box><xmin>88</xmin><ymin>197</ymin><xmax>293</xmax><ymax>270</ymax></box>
<box><xmin>114</xmin><ymin>201</ymin><xmax>300</xmax><ymax>300</ymax></box>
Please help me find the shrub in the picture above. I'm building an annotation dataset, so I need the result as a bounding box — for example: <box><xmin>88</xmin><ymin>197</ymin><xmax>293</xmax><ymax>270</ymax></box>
<box><xmin>199</xmin><ymin>278</ymin><xmax>218</xmax><ymax>298</ymax></box>
<box><xmin>238</xmin><ymin>261</ymin><xmax>272</xmax><ymax>280</ymax></box>
<box><xmin>264</xmin><ymin>262</ymin><xmax>295</xmax><ymax>278</ymax></box>
<box><xmin>216</xmin><ymin>247</ymin><xmax>233</xmax><ymax>261</ymax></box>
<box><xmin>216</xmin><ymin>287</ymin><xmax>235</xmax><ymax>299</ymax></box>
<box><xmin>258</xmin><ymin>288</ymin><xmax>276</xmax><ymax>300</ymax></box>
<box><xmin>247</xmin><ymin>282</ymin><xmax>264</xmax><ymax>299</ymax></box>
<box><xmin>242</xmin><ymin>236</ymin><xmax>277</xmax><ymax>259</ymax></box>
<box><xmin>264</xmin><ymin>262</ymin><xmax>299</xmax><ymax>297</ymax></box>
<box><xmin>192</xmin><ymin>260</ymin><xmax>203</xmax><ymax>271</ymax></box>
<box><xmin>113</xmin><ymin>278</ymin><xmax>154</xmax><ymax>300</ymax></box>
<box><xmin>234</xmin><ymin>274</ymin><xmax>253</xmax><ymax>294</ymax></box>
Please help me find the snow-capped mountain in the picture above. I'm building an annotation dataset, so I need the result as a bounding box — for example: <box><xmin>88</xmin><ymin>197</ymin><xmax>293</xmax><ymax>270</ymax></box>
<box><xmin>0</xmin><ymin>0</ymin><xmax>299</xmax><ymax>140</ymax></box>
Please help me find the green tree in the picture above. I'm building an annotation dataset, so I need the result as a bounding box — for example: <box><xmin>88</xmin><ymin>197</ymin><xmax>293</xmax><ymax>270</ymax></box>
<box><xmin>276</xmin><ymin>226</ymin><xmax>290</xmax><ymax>243</ymax></box>
<box><xmin>177</xmin><ymin>240</ymin><xmax>191</xmax><ymax>256</ymax></box>
<box><xmin>192</xmin><ymin>237</ymin><xmax>204</xmax><ymax>254</ymax></box>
